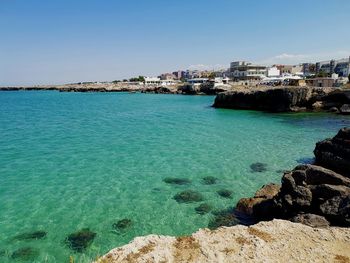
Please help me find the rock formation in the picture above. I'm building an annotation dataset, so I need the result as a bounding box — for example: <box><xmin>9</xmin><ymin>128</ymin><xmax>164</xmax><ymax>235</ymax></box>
<box><xmin>95</xmin><ymin>220</ymin><xmax>350</xmax><ymax>263</ymax></box>
<box><xmin>236</xmin><ymin>128</ymin><xmax>350</xmax><ymax>227</ymax></box>
<box><xmin>213</xmin><ymin>86</ymin><xmax>350</xmax><ymax>113</ymax></box>
<box><xmin>94</xmin><ymin>129</ymin><xmax>350</xmax><ymax>263</ymax></box>
<box><xmin>177</xmin><ymin>82</ymin><xmax>229</xmax><ymax>95</ymax></box>
<box><xmin>213</xmin><ymin>87</ymin><xmax>311</xmax><ymax>112</ymax></box>
<box><xmin>314</xmin><ymin>127</ymin><xmax>350</xmax><ymax>176</ymax></box>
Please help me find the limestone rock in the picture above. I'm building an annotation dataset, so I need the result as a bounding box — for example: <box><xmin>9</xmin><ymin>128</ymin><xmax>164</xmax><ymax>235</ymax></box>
<box><xmin>236</xmin><ymin>184</ymin><xmax>280</xmax><ymax>218</ymax></box>
<box><xmin>291</xmin><ymin>213</ymin><xmax>330</xmax><ymax>228</ymax></box>
<box><xmin>95</xmin><ymin>220</ymin><xmax>350</xmax><ymax>263</ymax></box>
<box><xmin>236</xmin><ymin>197</ymin><xmax>265</xmax><ymax>216</ymax></box>
<box><xmin>254</xmin><ymin>183</ymin><xmax>281</xmax><ymax>198</ymax></box>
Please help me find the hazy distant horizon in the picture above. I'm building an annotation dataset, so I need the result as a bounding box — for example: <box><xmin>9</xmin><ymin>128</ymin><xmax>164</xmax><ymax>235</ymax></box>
<box><xmin>1</xmin><ymin>0</ymin><xmax>349</xmax><ymax>86</ymax></box>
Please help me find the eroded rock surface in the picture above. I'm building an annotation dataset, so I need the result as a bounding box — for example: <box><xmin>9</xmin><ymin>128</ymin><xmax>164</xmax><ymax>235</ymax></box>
<box><xmin>213</xmin><ymin>87</ymin><xmax>313</xmax><ymax>112</ymax></box>
<box><xmin>213</xmin><ymin>86</ymin><xmax>350</xmax><ymax>113</ymax></box>
<box><xmin>314</xmin><ymin>127</ymin><xmax>350</xmax><ymax>176</ymax></box>
<box><xmin>95</xmin><ymin>220</ymin><xmax>350</xmax><ymax>263</ymax></box>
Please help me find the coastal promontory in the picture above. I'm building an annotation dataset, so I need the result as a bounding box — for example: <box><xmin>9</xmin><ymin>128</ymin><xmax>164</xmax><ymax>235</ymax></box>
<box><xmin>213</xmin><ymin>86</ymin><xmax>350</xmax><ymax>113</ymax></box>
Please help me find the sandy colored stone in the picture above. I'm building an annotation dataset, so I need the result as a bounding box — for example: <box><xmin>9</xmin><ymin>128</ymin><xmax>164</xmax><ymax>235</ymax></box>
<box><xmin>254</xmin><ymin>183</ymin><xmax>281</xmax><ymax>198</ymax></box>
<box><xmin>95</xmin><ymin>219</ymin><xmax>350</xmax><ymax>263</ymax></box>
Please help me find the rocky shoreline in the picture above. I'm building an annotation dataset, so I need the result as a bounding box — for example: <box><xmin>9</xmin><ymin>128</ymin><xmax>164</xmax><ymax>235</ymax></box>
<box><xmin>0</xmin><ymin>82</ymin><xmax>230</xmax><ymax>95</ymax></box>
<box><xmin>3</xmin><ymin>84</ymin><xmax>350</xmax><ymax>114</ymax></box>
<box><xmin>95</xmin><ymin>128</ymin><xmax>350</xmax><ymax>262</ymax></box>
<box><xmin>213</xmin><ymin>86</ymin><xmax>350</xmax><ymax>114</ymax></box>
<box><xmin>236</xmin><ymin>128</ymin><xmax>350</xmax><ymax>228</ymax></box>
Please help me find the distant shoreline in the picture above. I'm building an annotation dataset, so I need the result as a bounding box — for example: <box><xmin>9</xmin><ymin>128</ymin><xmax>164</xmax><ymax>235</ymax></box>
<box><xmin>2</xmin><ymin>84</ymin><xmax>350</xmax><ymax>115</ymax></box>
<box><xmin>0</xmin><ymin>82</ymin><xmax>228</xmax><ymax>95</ymax></box>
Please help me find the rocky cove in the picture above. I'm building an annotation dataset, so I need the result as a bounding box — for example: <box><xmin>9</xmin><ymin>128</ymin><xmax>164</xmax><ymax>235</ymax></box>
<box><xmin>1</xmin><ymin>87</ymin><xmax>350</xmax><ymax>262</ymax></box>
<box><xmin>93</xmin><ymin>128</ymin><xmax>350</xmax><ymax>262</ymax></box>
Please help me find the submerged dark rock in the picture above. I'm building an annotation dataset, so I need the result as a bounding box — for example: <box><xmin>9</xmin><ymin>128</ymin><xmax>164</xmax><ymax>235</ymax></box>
<box><xmin>163</xmin><ymin>177</ymin><xmax>191</xmax><ymax>185</ymax></box>
<box><xmin>217</xmin><ymin>189</ymin><xmax>233</xmax><ymax>198</ymax></box>
<box><xmin>174</xmin><ymin>190</ymin><xmax>204</xmax><ymax>203</ymax></box>
<box><xmin>208</xmin><ymin>208</ymin><xmax>238</xmax><ymax>229</ymax></box>
<box><xmin>296</xmin><ymin>157</ymin><xmax>315</xmax><ymax>165</ymax></box>
<box><xmin>250</xmin><ymin>163</ymin><xmax>267</xmax><ymax>173</ymax></box>
<box><xmin>202</xmin><ymin>176</ymin><xmax>218</xmax><ymax>185</ymax></box>
<box><xmin>195</xmin><ymin>203</ymin><xmax>213</xmax><ymax>215</ymax></box>
<box><xmin>276</xmin><ymin>170</ymin><xmax>289</xmax><ymax>174</ymax></box>
<box><xmin>65</xmin><ymin>228</ymin><xmax>96</xmax><ymax>253</ymax></box>
<box><xmin>11</xmin><ymin>247</ymin><xmax>39</xmax><ymax>261</ymax></box>
<box><xmin>13</xmin><ymin>231</ymin><xmax>47</xmax><ymax>240</ymax></box>
<box><xmin>112</xmin><ymin>219</ymin><xmax>132</xmax><ymax>231</ymax></box>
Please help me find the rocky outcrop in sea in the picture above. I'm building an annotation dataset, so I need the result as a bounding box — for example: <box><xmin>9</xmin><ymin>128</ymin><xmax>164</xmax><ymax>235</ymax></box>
<box><xmin>213</xmin><ymin>86</ymin><xmax>350</xmax><ymax>113</ymax></box>
<box><xmin>236</xmin><ymin>127</ymin><xmax>350</xmax><ymax>228</ymax></box>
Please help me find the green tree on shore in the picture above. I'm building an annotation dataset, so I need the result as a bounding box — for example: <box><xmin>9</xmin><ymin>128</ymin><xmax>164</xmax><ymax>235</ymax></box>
<box><xmin>129</xmin><ymin>76</ymin><xmax>145</xmax><ymax>82</ymax></box>
<box><xmin>316</xmin><ymin>70</ymin><xmax>329</xmax><ymax>78</ymax></box>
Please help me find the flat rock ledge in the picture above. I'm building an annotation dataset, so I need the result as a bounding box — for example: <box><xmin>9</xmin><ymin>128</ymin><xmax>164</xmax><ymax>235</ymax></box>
<box><xmin>95</xmin><ymin>220</ymin><xmax>350</xmax><ymax>263</ymax></box>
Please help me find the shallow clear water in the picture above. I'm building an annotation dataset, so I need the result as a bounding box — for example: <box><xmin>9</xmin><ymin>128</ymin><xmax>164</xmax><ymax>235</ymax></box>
<box><xmin>0</xmin><ymin>91</ymin><xmax>349</xmax><ymax>262</ymax></box>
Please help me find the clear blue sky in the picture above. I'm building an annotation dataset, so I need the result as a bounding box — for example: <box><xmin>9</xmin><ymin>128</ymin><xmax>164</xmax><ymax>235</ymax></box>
<box><xmin>1</xmin><ymin>0</ymin><xmax>349</xmax><ymax>85</ymax></box>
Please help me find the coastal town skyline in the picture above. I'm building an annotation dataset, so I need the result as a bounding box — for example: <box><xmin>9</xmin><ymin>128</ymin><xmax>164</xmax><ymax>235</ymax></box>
<box><xmin>1</xmin><ymin>0</ymin><xmax>350</xmax><ymax>85</ymax></box>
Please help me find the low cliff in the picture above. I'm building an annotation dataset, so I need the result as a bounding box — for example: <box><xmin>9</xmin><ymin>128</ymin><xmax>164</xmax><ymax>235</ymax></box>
<box><xmin>213</xmin><ymin>86</ymin><xmax>350</xmax><ymax>113</ymax></box>
<box><xmin>213</xmin><ymin>86</ymin><xmax>312</xmax><ymax>112</ymax></box>
<box><xmin>95</xmin><ymin>219</ymin><xmax>350</xmax><ymax>263</ymax></box>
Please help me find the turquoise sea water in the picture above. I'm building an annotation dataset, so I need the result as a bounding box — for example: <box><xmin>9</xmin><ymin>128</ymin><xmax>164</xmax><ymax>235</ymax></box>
<box><xmin>0</xmin><ymin>91</ymin><xmax>349</xmax><ymax>262</ymax></box>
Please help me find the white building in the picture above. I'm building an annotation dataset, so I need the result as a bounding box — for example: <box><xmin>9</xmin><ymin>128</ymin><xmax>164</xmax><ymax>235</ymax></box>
<box><xmin>267</xmin><ymin>66</ymin><xmax>280</xmax><ymax>77</ymax></box>
<box><xmin>187</xmin><ymin>78</ymin><xmax>209</xmax><ymax>84</ymax></box>
<box><xmin>229</xmin><ymin>61</ymin><xmax>267</xmax><ymax>80</ymax></box>
<box><xmin>316</xmin><ymin>57</ymin><xmax>350</xmax><ymax>77</ymax></box>
<box><xmin>160</xmin><ymin>79</ymin><xmax>179</xmax><ymax>86</ymax></box>
<box><xmin>144</xmin><ymin>77</ymin><xmax>161</xmax><ymax>85</ymax></box>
